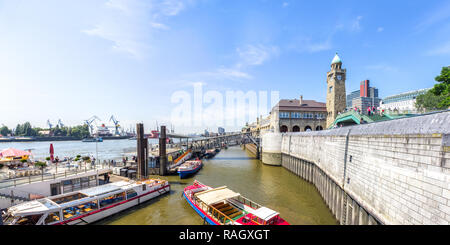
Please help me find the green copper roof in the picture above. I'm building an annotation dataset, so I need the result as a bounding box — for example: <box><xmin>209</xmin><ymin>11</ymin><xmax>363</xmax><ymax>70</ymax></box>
<box><xmin>331</xmin><ymin>53</ymin><xmax>342</xmax><ymax>64</ymax></box>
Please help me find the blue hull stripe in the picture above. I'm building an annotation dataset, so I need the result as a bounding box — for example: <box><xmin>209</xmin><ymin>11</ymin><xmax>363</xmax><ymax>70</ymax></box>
<box><xmin>178</xmin><ymin>164</ymin><xmax>202</xmax><ymax>179</ymax></box>
<box><xmin>183</xmin><ymin>192</ymin><xmax>217</xmax><ymax>225</ymax></box>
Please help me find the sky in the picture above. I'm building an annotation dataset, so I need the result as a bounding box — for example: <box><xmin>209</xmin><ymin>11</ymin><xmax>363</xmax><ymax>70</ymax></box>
<box><xmin>0</xmin><ymin>0</ymin><xmax>449</xmax><ymax>133</ymax></box>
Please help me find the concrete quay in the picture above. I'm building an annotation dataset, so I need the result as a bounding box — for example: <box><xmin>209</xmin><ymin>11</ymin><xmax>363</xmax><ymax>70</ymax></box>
<box><xmin>261</xmin><ymin>110</ymin><xmax>450</xmax><ymax>225</ymax></box>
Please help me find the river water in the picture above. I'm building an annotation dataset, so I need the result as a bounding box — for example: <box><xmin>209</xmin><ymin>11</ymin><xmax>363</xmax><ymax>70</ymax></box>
<box><xmin>1</xmin><ymin>140</ymin><xmax>337</xmax><ymax>225</ymax></box>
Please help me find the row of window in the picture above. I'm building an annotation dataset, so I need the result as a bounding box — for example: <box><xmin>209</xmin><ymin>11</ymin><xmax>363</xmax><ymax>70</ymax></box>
<box><xmin>279</xmin><ymin>112</ymin><xmax>326</xmax><ymax>119</ymax></box>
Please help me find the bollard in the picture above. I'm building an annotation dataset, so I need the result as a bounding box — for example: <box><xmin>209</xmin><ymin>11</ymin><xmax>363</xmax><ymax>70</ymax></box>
<box><xmin>29</xmin><ymin>175</ymin><xmax>31</xmax><ymax>184</ymax></box>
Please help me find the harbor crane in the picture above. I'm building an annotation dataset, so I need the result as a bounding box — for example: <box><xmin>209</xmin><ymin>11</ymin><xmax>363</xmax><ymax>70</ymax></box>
<box><xmin>109</xmin><ymin>115</ymin><xmax>120</xmax><ymax>136</ymax></box>
<box><xmin>84</xmin><ymin>116</ymin><xmax>101</xmax><ymax>135</ymax></box>
<box><xmin>57</xmin><ymin>119</ymin><xmax>64</xmax><ymax>128</ymax></box>
<box><xmin>47</xmin><ymin>120</ymin><xmax>53</xmax><ymax>129</ymax></box>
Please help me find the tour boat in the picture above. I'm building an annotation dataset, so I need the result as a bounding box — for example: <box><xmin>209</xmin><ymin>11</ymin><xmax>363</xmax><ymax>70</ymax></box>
<box><xmin>183</xmin><ymin>181</ymin><xmax>290</xmax><ymax>225</ymax></box>
<box><xmin>1</xmin><ymin>179</ymin><xmax>170</xmax><ymax>225</ymax></box>
<box><xmin>177</xmin><ymin>160</ymin><xmax>202</xmax><ymax>179</ymax></box>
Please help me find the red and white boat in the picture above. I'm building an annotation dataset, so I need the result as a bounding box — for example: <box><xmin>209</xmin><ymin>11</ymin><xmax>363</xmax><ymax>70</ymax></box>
<box><xmin>183</xmin><ymin>180</ymin><xmax>290</xmax><ymax>225</ymax></box>
<box><xmin>1</xmin><ymin>179</ymin><xmax>170</xmax><ymax>225</ymax></box>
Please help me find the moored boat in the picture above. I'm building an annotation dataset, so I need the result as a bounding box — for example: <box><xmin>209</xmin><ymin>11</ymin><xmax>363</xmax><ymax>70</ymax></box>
<box><xmin>177</xmin><ymin>159</ymin><xmax>202</xmax><ymax>179</ymax></box>
<box><xmin>183</xmin><ymin>180</ymin><xmax>289</xmax><ymax>225</ymax></box>
<box><xmin>82</xmin><ymin>137</ymin><xmax>103</xmax><ymax>142</ymax></box>
<box><xmin>1</xmin><ymin>178</ymin><xmax>170</xmax><ymax>225</ymax></box>
<box><xmin>204</xmin><ymin>149</ymin><xmax>216</xmax><ymax>159</ymax></box>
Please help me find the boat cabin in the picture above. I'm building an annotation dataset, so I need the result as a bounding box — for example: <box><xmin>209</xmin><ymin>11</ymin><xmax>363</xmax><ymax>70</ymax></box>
<box><xmin>1</xmin><ymin>179</ymin><xmax>165</xmax><ymax>225</ymax></box>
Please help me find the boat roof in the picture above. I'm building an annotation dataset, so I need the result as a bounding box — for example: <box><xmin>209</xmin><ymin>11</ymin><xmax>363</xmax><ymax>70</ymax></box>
<box><xmin>79</xmin><ymin>181</ymin><xmax>133</xmax><ymax>196</ymax></box>
<box><xmin>194</xmin><ymin>186</ymin><xmax>240</xmax><ymax>205</ymax></box>
<box><xmin>249</xmin><ymin>207</ymin><xmax>279</xmax><ymax>221</ymax></box>
<box><xmin>7</xmin><ymin>181</ymin><xmax>138</xmax><ymax>216</ymax></box>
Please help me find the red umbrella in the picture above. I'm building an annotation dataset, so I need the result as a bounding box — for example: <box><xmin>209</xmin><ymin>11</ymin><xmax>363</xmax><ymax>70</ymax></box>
<box><xmin>50</xmin><ymin>144</ymin><xmax>54</xmax><ymax>162</ymax></box>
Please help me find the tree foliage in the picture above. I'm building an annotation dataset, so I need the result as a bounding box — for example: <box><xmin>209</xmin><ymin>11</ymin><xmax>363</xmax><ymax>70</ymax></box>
<box><xmin>0</xmin><ymin>125</ymin><xmax>11</xmax><ymax>136</ymax></box>
<box><xmin>416</xmin><ymin>66</ymin><xmax>450</xmax><ymax>111</ymax></box>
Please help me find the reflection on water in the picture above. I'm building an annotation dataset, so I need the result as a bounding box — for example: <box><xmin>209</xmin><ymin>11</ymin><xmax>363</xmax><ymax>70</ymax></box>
<box><xmin>97</xmin><ymin>146</ymin><xmax>338</xmax><ymax>225</ymax></box>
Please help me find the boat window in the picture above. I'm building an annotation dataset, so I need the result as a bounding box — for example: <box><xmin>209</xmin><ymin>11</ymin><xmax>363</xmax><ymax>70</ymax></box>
<box><xmin>99</xmin><ymin>192</ymin><xmax>125</xmax><ymax>208</ymax></box>
<box><xmin>267</xmin><ymin>216</ymin><xmax>278</xmax><ymax>225</ymax></box>
<box><xmin>50</xmin><ymin>193</ymin><xmax>87</xmax><ymax>204</ymax></box>
<box><xmin>142</xmin><ymin>184</ymin><xmax>146</xmax><ymax>191</ymax></box>
<box><xmin>126</xmin><ymin>189</ymin><xmax>138</xmax><ymax>199</ymax></box>
<box><xmin>62</xmin><ymin>200</ymin><xmax>98</xmax><ymax>220</ymax></box>
<box><xmin>16</xmin><ymin>214</ymin><xmax>43</xmax><ymax>225</ymax></box>
<box><xmin>45</xmin><ymin>211</ymin><xmax>61</xmax><ymax>224</ymax></box>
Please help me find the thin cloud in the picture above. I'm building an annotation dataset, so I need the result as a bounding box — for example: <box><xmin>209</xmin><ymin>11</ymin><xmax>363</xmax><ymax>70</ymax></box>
<box><xmin>377</xmin><ymin>27</ymin><xmax>384</xmax><ymax>32</ymax></box>
<box><xmin>236</xmin><ymin>44</ymin><xmax>280</xmax><ymax>68</ymax></box>
<box><xmin>415</xmin><ymin>2</ymin><xmax>450</xmax><ymax>32</ymax></box>
<box><xmin>426</xmin><ymin>42</ymin><xmax>450</xmax><ymax>56</ymax></box>
<box><xmin>282</xmin><ymin>2</ymin><xmax>289</xmax><ymax>8</ymax></box>
<box><xmin>83</xmin><ymin>0</ymin><xmax>192</xmax><ymax>58</ymax></box>
<box><xmin>288</xmin><ymin>37</ymin><xmax>332</xmax><ymax>53</ymax></box>
<box><xmin>351</xmin><ymin>16</ymin><xmax>363</xmax><ymax>31</ymax></box>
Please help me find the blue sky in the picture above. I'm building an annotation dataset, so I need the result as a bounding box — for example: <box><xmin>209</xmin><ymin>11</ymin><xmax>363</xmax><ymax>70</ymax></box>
<box><xmin>0</xmin><ymin>0</ymin><xmax>449</xmax><ymax>133</ymax></box>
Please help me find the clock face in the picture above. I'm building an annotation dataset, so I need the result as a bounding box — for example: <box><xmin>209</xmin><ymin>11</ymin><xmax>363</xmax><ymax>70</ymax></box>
<box><xmin>337</xmin><ymin>75</ymin><xmax>342</xmax><ymax>81</ymax></box>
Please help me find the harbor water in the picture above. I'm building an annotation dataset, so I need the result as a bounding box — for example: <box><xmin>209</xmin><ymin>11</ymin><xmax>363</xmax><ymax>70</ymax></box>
<box><xmin>0</xmin><ymin>140</ymin><xmax>337</xmax><ymax>225</ymax></box>
<box><xmin>98</xmin><ymin>145</ymin><xmax>338</xmax><ymax>225</ymax></box>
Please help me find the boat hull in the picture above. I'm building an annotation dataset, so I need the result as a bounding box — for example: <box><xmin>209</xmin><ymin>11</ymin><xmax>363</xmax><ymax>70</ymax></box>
<box><xmin>55</xmin><ymin>183</ymin><xmax>170</xmax><ymax>225</ymax></box>
<box><xmin>178</xmin><ymin>163</ymin><xmax>202</xmax><ymax>179</ymax></box>
<box><xmin>182</xmin><ymin>190</ymin><xmax>219</xmax><ymax>225</ymax></box>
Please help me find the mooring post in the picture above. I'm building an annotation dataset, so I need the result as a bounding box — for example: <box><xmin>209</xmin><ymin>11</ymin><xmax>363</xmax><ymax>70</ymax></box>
<box><xmin>136</xmin><ymin>123</ymin><xmax>148</xmax><ymax>180</ymax></box>
<box><xmin>159</xmin><ymin>125</ymin><xmax>167</xmax><ymax>176</ymax></box>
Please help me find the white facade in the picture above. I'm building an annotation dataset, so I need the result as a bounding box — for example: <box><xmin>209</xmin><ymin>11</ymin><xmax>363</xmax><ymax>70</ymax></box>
<box><xmin>380</xmin><ymin>88</ymin><xmax>431</xmax><ymax>113</ymax></box>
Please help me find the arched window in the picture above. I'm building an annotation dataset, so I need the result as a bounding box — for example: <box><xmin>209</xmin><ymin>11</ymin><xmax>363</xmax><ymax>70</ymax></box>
<box><xmin>316</xmin><ymin>126</ymin><xmax>323</xmax><ymax>131</ymax></box>
<box><xmin>304</xmin><ymin>126</ymin><xmax>312</xmax><ymax>132</ymax></box>
<box><xmin>280</xmin><ymin>125</ymin><xmax>288</xmax><ymax>133</ymax></box>
<box><xmin>292</xmin><ymin>126</ymin><xmax>300</xmax><ymax>132</ymax></box>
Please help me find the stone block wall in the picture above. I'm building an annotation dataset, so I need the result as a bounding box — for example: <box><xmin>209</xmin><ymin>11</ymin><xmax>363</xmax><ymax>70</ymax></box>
<box><xmin>279</xmin><ymin>111</ymin><xmax>450</xmax><ymax>225</ymax></box>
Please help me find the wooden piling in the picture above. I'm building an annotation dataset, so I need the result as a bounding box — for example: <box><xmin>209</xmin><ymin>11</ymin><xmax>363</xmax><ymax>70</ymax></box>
<box><xmin>159</xmin><ymin>125</ymin><xmax>167</xmax><ymax>176</ymax></box>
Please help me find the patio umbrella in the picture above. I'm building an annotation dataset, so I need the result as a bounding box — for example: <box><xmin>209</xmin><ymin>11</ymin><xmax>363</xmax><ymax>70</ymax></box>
<box><xmin>50</xmin><ymin>143</ymin><xmax>54</xmax><ymax>162</ymax></box>
<box><xmin>0</xmin><ymin>148</ymin><xmax>31</xmax><ymax>158</ymax></box>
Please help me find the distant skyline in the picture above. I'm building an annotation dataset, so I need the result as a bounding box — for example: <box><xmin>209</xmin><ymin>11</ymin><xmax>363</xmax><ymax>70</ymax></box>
<box><xmin>1</xmin><ymin>0</ymin><xmax>449</xmax><ymax>133</ymax></box>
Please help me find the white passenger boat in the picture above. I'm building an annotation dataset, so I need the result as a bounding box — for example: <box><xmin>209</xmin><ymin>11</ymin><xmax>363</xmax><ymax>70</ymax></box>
<box><xmin>1</xmin><ymin>179</ymin><xmax>170</xmax><ymax>225</ymax></box>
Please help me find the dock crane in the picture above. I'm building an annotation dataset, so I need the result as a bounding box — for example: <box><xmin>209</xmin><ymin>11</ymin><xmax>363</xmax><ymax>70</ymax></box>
<box><xmin>57</xmin><ymin>119</ymin><xmax>64</xmax><ymax>128</ymax></box>
<box><xmin>109</xmin><ymin>115</ymin><xmax>120</xmax><ymax>136</ymax></box>
<box><xmin>84</xmin><ymin>116</ymin><xmax>101</xmax><ymax>135</ymax></box>
<box><xmin>47</xmin><ymin>120</ymin><xmax>53</xmax><ymax>129</ymax></box>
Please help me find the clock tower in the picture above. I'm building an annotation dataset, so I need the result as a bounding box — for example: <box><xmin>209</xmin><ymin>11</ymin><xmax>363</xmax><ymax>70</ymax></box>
<box><xmin>326</xmin><ymin>53</ymin><xmax>347</xmax><ymax>128</ymax></box>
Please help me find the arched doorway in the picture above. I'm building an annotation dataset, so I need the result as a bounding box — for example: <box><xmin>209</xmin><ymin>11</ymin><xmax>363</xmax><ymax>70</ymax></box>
<box><xmin>292</xmin><ymin>125</ymin><xmax>300</xmax><ymax>132</ymax></box>
<box><xmin>280</xmin><ymin>125</ymin><xmax>288</xmax><ymax>133</ymax></box>
<box><xmin>304</xmin><ymin>126</ymin><xmax>312</xmax><ymax>131</ymax></box>
<box><xmin>316</xmin><ymin>126</ymin><xmax>323</xmax><ymax>131</ymax></box>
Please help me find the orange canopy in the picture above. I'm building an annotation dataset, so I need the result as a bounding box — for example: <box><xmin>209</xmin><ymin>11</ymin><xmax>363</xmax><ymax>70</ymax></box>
<box><xmin>0</xmin><ymin>148</ymin><xmax>31</xmax><ymax>158</ymax></box>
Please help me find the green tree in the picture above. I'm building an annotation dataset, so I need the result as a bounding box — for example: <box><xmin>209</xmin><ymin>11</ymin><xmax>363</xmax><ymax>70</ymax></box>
<box><xmin>0</xmin><ymin>125</ymin><xmax>11</xmax><ymax>136</ymax></box>
<box><xmin>416</xmin><ymin>66</ymin><xmax>450</xmax><ymax>111</ymax></box>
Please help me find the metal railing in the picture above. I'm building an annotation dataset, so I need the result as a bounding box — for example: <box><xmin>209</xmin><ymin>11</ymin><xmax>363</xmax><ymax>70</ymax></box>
<box><xmin>0</xmin><ymin>163</ymin><xmax>113</xmax><ymax>189</ymax></box>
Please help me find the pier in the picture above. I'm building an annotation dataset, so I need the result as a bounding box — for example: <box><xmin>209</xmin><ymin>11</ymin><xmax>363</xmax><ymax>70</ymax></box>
<box><xmin>261</xmin><ymin>110</ymin><xmax>450</xmax><ymax>225</ymax></box>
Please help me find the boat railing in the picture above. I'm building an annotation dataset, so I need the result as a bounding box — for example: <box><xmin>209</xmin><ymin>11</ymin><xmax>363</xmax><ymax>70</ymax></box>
<box><xmin>234</xmin><ymin>195</ymin><xmax>262</xmax><ymax>210</ymax></box>
<box><xmin>192</xmin><ymin>196</ymin><xmax>234</xmax><ymax>225</ymax></box>
<box><xmin>0</xmin><ymin>163</ymin><xmax>113</xmax><ymax>189</ymax></box>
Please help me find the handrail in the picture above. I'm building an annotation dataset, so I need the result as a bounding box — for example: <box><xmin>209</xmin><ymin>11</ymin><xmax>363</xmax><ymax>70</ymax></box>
<box><xmin>0</xmin><ymin>164</ymin><xmax>112</xmax><ymax>189</ymax></box>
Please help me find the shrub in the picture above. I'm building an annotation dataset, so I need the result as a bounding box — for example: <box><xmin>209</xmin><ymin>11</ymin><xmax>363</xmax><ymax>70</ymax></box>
<box><xmin>45</xmin><ymin>157</ymin><xmax>51</xmax><ymax>161</ymax></box>
<box><xmin>82</xmin><ymin>156</ymin><xmax>90</xmax><ymax>161</ymax></box>
<box><xmin>20</xmin><ymin>159</ymin><xmax>27</xmax><ymax>163</ymax></box>
<box><xmin>34</xmin><ymin>161</ymin><xmax>47</xmax><ymax>168</ymax></box>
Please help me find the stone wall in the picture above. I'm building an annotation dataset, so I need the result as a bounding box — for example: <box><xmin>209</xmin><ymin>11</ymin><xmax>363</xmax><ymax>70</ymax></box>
<box><xmin>276</xmin><ymin>111</ymin><xmax>450</xmax><ymax>224</ymax></box>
